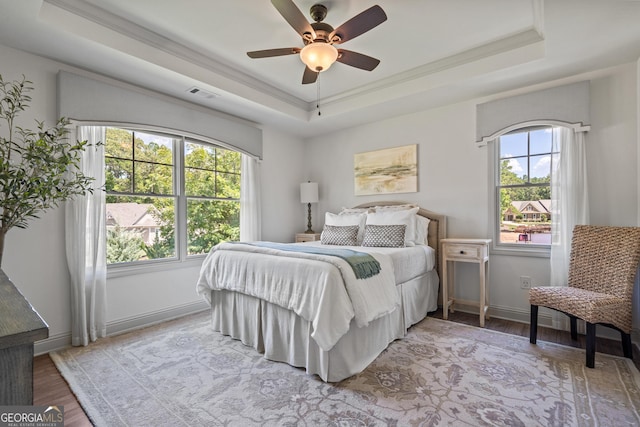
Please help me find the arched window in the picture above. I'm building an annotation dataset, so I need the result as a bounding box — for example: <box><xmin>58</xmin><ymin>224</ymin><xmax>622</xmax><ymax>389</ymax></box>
<box><xmin>488</xmin><ymin>122</ymin><xmax>588</xmax><ymax>257</ymax></box>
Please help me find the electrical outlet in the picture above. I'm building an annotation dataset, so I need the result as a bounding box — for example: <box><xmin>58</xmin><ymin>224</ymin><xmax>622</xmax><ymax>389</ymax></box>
<box><xmin>520</xmin><ymin>276</ymin><xmax>532</xmax><ymax>289</ymax></box>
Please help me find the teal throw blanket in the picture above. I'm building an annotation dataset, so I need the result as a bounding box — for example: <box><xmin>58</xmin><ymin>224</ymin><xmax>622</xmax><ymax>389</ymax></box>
<box><xmin>232</xmin><ymin>242</ymin><xmax>381</xmax><ymax>279</ymax></box>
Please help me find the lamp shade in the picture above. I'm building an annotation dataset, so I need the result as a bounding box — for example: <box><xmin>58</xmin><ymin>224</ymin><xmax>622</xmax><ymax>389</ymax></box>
<box><xmin>300</xmin><ymin>182</ymin><xmax>319</xmax><ymax>203</ymax></box>
<box><xmin>300</xmin><ymin>43</ymin><xmax>338</xmax><ymax>72</ymax></box>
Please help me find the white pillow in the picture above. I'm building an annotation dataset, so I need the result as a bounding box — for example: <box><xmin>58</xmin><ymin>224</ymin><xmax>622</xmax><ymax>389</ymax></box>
<box><xmin>365</xmin><ymin>207</ymin><xmax>419</xmax><ymax>247</ymax></box>
<box><xmin>325</xmin><ymin>212</ymin><xmax>367</xmax><ymax>244</ymax></box>
<box><xmin>416</xmin><ymin>216</ymin><xmax>431</xmax><ymax>246</ymax></box>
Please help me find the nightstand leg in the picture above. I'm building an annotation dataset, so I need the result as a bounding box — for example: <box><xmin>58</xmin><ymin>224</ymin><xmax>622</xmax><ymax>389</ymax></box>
<box><xmin>449</xmin><ymin>264</ymin><xmax>455</xmax><ymax>313</ymax></box>
<box><xmin>442</xmin><ymin>259</ymin><xmax>449</xmax><ymax>319</ymax></box>
<box><xmin>479</xmin><ymin>261</ymin><xmax>486</xmax><ymax>327</ymax></box>
<box><xmin>484</xmin><ymin>260</ymin><xmax>490</xmax><ymax>320</ymax></box>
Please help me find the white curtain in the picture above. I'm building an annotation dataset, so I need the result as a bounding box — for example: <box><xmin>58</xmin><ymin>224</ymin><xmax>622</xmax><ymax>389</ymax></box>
<box><xmin>549</xmin><ymin>127</ymin><xmax>589</xmax><ymax>329</ymax></box>
<box><xmin>240</xmin><ymin>154</ymin><xmax>262</xmax><ymax>241</ymax></box>
<box><xmin>65</xmin><ymin>126</ymin><xmax>107</xmax><ymax>346</ymax></box>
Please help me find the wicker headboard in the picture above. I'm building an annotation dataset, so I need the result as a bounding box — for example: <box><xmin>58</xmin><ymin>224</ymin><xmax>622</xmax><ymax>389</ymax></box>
<box><xmin>353</xmin><ymin>201</ymin><xmax>447</xmax><ymax>275</ymax></box>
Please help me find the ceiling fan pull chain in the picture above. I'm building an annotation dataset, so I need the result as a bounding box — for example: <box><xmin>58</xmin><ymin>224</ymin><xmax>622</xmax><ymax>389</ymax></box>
<box><xmin>317</xmin><ymin>74</ymin><xmax>321</xmax><ymax>116</ymax></box>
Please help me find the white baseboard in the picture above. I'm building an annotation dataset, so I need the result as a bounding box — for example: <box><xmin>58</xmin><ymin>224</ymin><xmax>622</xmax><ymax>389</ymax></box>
<box><xmin>35</xmin><ymin>332</ymin><xmax>76</xmax><ymax>356</ymax></box>
<box><xmin>34</xmin><ymin>300</ymin><xmax>209</xmax><ymax>355</ymax></box>
<box><xmin>106</xmin><ymin>301</ymin><xmax>209</xmax><ymax>337</ymax></box>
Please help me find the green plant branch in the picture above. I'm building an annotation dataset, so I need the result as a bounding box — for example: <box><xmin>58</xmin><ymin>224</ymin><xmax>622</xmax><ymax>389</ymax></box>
<box><xmin>0</xmin><ymin>74</ymin><xmax>95</xmax><ymax>265</ymax></box>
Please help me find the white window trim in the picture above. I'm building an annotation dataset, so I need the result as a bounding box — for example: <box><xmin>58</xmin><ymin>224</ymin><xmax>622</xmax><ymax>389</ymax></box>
<box><xmin>108</xmin><ymin>256</ymin><xmax>205</xmax><ymax>279</ymax></box>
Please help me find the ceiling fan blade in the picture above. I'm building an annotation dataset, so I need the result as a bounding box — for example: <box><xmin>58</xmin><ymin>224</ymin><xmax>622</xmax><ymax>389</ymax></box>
<box><xmin>271</xmin><ymin>0</ymin><xmax>316</xmax><ymax>39</ymax></box>
<box><xmin>330</xmin><ymin>5</ymin><xmax>387</xmax><ymax>44</ymax></box>
<box><xmin>336</xmin><ymin>49</ymin><xmax>380</xmax><ymax>71</ymax></box>
<box><xmin>302</xmin><ymin>67</ymin><xmax>319</xmax><ymax>84</ymax></box>
<box><xmin>247</xmin><ymin>47</ymin><xmax>301</xmax><ymax>58</ymax></box>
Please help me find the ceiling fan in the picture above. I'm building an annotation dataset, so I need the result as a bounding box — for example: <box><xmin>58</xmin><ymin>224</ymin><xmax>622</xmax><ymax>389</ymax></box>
<box><xmin>247</xmin><ymin>0</ymin><xmax>387</xmax><ymax>84</ymax></box>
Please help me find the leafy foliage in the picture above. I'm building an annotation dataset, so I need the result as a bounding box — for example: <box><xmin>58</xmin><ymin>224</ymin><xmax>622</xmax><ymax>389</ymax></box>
<box><xmin>141</xmin><ymin>232</ymin><xmax>174</xmax><ymax>260</ymax></box>
<box><xmin>106</xmin><ymin>226</ymin><xmax>144</xmax><ymax>264</ymax></box>
<box><xmin>0</xmin><ymin>75</ymin><xmax>95</xmax><ymax>265</ymax></box>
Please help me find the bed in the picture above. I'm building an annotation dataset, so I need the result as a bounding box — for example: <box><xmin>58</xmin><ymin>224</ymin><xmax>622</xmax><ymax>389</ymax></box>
<box><xmin>196</xmin><ymin>201</ymin><xmax>447</xmax><ymax>382</ymax></box>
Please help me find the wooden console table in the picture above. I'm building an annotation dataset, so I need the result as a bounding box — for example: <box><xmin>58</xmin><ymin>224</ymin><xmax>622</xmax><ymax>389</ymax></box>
<box><xmin>0</xmin><ymin>269</ymin><xmax>49</xmax><ymax>405</ymax></box>
<box><xmin>441</xmin><ymin>238</ymin><xmax>491</xmax><ymax>327</ymax></box>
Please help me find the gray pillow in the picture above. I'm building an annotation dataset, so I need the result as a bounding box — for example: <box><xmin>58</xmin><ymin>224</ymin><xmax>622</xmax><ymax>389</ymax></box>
<box><xmin>320</xmin><ymin>225</ymin><xmax>359</xmax><ymax>246</ymax></box>
<box><xmin>361</xmin><ymin>224</ymin><xmax>406</xmax><ymax>248</ymax></box>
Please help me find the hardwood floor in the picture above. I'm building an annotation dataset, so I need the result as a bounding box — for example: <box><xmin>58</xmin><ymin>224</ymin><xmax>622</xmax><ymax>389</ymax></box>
<box><xmin>33</xmin><ymin>354</ymin><xmax>93</xmax><ymax>427</ymax></box>
<box><xmin>33</xmin><ymin>310</ymin><xmax>640</xmax><ymax>426</ymax></box>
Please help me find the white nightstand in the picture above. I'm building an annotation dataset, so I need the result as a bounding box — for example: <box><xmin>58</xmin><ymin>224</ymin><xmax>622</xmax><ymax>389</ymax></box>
<box><xmin>441</xmin><ymin>238</ymin><xmax>492</xmax><ymax>327</ymax></box>
<box><xmin>295</xmin><ymin>232</ymin><xmax>321</xmax><ymax>243</ymax></box>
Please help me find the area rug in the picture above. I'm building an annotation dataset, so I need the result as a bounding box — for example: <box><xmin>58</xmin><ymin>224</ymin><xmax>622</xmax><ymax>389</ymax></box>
<box><xmin>51</xmin><ymin>312</ymin><xmax>640</xmax><ymax>426</ymax></box>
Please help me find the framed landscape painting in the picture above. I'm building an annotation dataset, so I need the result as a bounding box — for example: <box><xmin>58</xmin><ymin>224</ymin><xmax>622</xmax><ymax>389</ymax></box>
<box><xmin>354</xmin><ymin>144</ymin><xmax>418</xmax><ymax>196</ymax></box>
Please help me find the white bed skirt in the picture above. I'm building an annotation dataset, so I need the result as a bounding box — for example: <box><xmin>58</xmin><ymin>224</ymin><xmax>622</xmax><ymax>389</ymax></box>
<box><xmin>209</xmin><ymin>269</ymin><xmax>439</xmax><ymax>382</ymax></box>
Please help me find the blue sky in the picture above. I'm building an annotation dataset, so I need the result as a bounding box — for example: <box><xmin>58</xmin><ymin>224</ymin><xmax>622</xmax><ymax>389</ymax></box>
<box><xmin>500</xmin><ymin>128</ymin><xmax>553</xmax><ymax>180</ymax></box>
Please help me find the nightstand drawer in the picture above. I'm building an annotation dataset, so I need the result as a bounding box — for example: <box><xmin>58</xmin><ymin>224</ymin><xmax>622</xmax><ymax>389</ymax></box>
<box><xmin>444</xmin><ymin>243</ymin><xmax>486</xmax><ymax>261</ymax></box>
<box><xmin>295</xmin><ymin>233</ymin><xmax>321</xmax><ymax>243</ymax></box>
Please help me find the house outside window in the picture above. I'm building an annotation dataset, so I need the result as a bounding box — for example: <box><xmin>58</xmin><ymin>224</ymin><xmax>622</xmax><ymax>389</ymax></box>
<box><xmin>495</xmin><ymin>126</ymin><xmax>557</xmax><ymax>249</ymax></box>
<box><xmin>105</xmin><ymin>127</ymin><xmax>241</xmax><ymax>266</ymax></box>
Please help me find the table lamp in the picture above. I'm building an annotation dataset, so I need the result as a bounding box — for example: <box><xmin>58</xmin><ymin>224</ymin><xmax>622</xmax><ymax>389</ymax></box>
<box><xmin>300</xmin><ymin>182</ymin><xmax>319</xmax><ymax>233</ymax></box>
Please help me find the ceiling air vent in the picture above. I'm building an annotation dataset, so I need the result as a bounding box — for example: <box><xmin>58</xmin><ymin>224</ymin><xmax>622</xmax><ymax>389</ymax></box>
<box><xmin>187</xmin><ymin>86</ymin><xmax>220</xmax><ymax>100</ymax></box>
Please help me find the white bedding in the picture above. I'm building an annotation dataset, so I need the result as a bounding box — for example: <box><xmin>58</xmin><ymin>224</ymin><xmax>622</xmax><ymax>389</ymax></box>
<box><xmin>196</xmin><ymin>242</ymin><xmax>400</xmax><ymax>351</ymax></box>
<box><xmin>198</xmin><ymin>204</ymin><xmax>445</xmax><ymax>381</ymax></box>
<box><xmin>301</xmin><ymin>241</ymin><xmax>436</xmax><ymax>284</ymax></box>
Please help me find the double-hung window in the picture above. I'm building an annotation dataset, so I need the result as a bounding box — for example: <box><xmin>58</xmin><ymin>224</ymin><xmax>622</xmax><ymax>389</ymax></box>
<box><xmin>494</xmin><ymin>126</ymin><xmax>557</xmax><ymax>251</ymax></box>
<box><xmin>184</xmin><ymin>139</ymin><xmax>241</xmax><ymax>255</ymax></box>
<box><xmin>105</xmin><ymin>127</ymin><xmax>241</xmax><ymax>267</ymax></box>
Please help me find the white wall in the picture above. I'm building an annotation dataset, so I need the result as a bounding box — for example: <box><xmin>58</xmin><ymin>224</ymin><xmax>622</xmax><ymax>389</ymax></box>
<box><xmin>305</xmin><ymin>62</ymin><xmax>639</xmax><ymax>329</ymax></box>
<box><xmin>0</xmin><ymin>44</ymin><xmax>306</xmax><ymax>353</ymax></box>
<box><xmin>260</xmin><ymin>129</ymin><xmax>307</xmax><ymax>242</ymax></box>
<box><xmin>589</xmin><ymin>68</ymin><xmax>638</xmax><ymax>226</ymax></box>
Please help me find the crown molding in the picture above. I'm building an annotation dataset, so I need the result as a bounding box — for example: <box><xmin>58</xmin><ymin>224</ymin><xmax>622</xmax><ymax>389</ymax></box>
<box><xmin>320</xmin><ymin>27</ymin><xmax>545</xmax><ymax>109</ymax></box>
<box><xmin>42</xmin><ymin>0</ymin><xmax>309</xmax><ymax>111</ymax></box>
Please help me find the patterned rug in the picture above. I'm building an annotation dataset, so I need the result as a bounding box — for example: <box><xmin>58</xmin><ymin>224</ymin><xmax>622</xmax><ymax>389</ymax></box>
<box><xmin>51</xmin><ymin>312</ymin><xmax>640</xmax><ymax>426</ymax></box>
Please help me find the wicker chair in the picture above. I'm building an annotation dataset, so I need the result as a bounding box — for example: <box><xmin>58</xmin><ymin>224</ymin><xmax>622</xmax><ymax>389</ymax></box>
<box><xmin>529</xmin><ymin>225</ymin><xmax>640</xmax><ymax>368</ymax></box>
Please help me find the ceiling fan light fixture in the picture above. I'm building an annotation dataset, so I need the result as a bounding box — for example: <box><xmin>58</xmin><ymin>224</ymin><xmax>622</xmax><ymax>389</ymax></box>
<box><xmin>300</xmin><ymin>42</ymin><xmax>338</xmax><ymax>72</ymax></box>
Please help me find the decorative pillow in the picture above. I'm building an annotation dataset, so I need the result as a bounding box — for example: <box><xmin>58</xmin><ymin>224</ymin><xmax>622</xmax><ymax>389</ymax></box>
<box><xmin>416</xmin><ymin>216</ymin><xmax>431</xmax><ymax>246</ymax></box>
<box><xmin>321</xmin><ymin>225</ymin><xmax>359</xmax><ymax>246</ymax></box>
<box><xmin>325</xmin><ymin>212</ymin><xmax>366</xmax><ymax>243</ymax></box>
<box><xmin>365</xmin><ymin>206</ymin><xmax>419</xmax><ymax>246</ymax></box>
<box><xmin>362</xmin><ymin>224</ymin><xmax>406</xmax><ymax>248</ymax></box>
